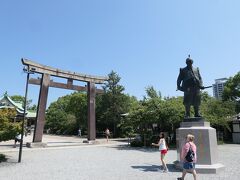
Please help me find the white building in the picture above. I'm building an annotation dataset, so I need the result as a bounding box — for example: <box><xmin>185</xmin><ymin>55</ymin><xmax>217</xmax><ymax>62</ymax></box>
<box><xmin>212</xmin><ymin>78</ymin><xmax>228</xmax><ymax>99</ymax></box>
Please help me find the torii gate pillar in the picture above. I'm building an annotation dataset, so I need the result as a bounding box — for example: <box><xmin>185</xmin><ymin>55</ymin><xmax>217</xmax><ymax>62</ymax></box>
<box><xmin>33</xmin><ymin>74</ymin><xmax>50</xmax><ymax>142</ymax></box>
<box><xmin>87</xmin><ymin>82</ymin><xmax>96</xmax><ymax>141</ymax></box>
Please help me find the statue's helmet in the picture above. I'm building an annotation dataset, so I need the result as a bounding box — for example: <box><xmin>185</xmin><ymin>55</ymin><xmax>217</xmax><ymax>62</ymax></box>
<box><xmin>186</xmin><ymin>57</ymin><xmax>193</xmax><ymax>64</ymax></box>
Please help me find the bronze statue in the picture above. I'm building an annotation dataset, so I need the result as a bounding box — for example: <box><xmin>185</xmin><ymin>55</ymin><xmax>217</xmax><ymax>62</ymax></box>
<box><xmin>177</xmin><ymin>56</ymin><xmax>204</xmax><ymax>118</ymax></box>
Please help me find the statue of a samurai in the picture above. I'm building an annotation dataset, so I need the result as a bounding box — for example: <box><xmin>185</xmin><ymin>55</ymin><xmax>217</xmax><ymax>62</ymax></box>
<box><xmin>177</xmin><ymin>56</ymin><xmax>204</xmax><ymax>118</ymax></box>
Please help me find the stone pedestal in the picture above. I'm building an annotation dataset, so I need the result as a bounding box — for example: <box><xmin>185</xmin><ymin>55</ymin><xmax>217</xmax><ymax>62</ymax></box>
<box><xmin>175</xmin><ymin>117</ymin><xmax>225</xmax><ymax>174</ymax></box>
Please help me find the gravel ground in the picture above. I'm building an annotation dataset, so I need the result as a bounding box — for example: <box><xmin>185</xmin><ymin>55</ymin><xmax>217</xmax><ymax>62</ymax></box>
<box><xmin>0</xmin><ymin>142</ymin><xmax>240</xmax><ymax>180</ymax></box>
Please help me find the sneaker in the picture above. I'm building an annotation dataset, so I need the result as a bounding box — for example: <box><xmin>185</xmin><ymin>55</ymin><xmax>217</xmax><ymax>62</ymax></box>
<box><xmin>177</xmin><ymin>178</ymin><xmax>182</xmax><ymax>180</ymax></box>
<box><xmin>163</xmin><ymin>169</ymin><xmax>169</xmax><ymax>173</ymax></box>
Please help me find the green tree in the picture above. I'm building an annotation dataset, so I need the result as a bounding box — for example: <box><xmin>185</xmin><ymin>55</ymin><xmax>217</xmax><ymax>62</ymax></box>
<box><xmin>200</xmin><ymin>92</ymin><xmax>236</xmax><ymax>141</ymax></box>
<box><xmin>67</xmin><ymin>92</ymin><xmax>87</xmax><ymax>132</ymax></box>
<box><xmin>45</xmin><ymin>93</ymin><xmax>84</xmax><ymax>135</ymax></box>
<box><xmin>124</xmin><ymin>87</ymin><xmax>185</xmax><ymax>145</ymax></box>
<box><xmin>96</xmin><ymin>71</ymin><xmax>130</xmax><ymax>137</ymax></box>
<box><xmin>201</xmin><ymin>93</ymin><xmax>236</xmax><ymax>130</ymax></box>
<box><xmin>46</xmin><ymin>71</ymin><xmax>133</xmax><ymax>137</ymax></box>
<box><xmin>140</xmin><ymin>87</ymin><xmax>184</xmax><ymax>133</ymax></box>
<box><xmin>0</xmin><ymin>109</ymin><xmax>21</xmax><ymax>141</ymax></box>
<box><xmin>10</xmin><ymin>95</ymin><xmax>25</xmax><ymax>103</ymax></box>
<box><xmin>222</xmin><ymin>72</ymin><xmax>240</xmax><ymax>112</ymax></box>
<box><xmin>45</xmin><ymin>92</ymin><xmax>87</xmax><ymax>135</ymax></box>
<box><xmin>160</xmin><ymin>96</ymin><xmax>185</xmax><ymax>132</ymax></box>
<box><xmin>124</xmin><ymin>86</ymin><xmax>162</xmax><ymax>145</ymax></box>
<box><xmin>28</xmin><ymin>104</ymin><xmax>37</xmax><ymax>111</ymax></box>
<box><xmin>10</xmin><ymin>95</ymin><xmax>33</xmax><ymax>109</ymax></box>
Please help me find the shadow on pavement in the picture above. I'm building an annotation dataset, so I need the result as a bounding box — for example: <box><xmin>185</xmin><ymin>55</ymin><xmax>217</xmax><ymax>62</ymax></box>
<box><xmin>47</xmin><ymin>141</ymin><xmax>80</xmax><ymax>144</ymax></box>
<box><xmin>0</xmin><ymin>157</ymin><xmax>19</xmax><ymax>166</ymax></box>
<box><xmin>0</xmin><ymin>144</ymin><xmax>27</xmax><ymax>148</ymax></box>
<box><xmin>131</xmin><ymin>163</ymin><xmax>181</xmax><ymax>173</ymax></box>
<box><xmin>0</xmin><ymin>144</ymin><xmax>14</xmax><ymax>147</ymax></box>
<box><xmin>107</xmin><ymin>144</ymin><xmax>167</xmax><ymax>153</ymax></box>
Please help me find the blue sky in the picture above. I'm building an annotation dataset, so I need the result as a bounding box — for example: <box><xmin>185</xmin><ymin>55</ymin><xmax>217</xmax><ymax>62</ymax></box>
<box><xmin>1</xmin><ymin>0</ymin><xmax>240</xmax><ymax>106</ymax></box>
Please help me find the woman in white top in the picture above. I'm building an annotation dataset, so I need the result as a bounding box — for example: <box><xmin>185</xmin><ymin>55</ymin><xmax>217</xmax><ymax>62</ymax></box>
<box><xmin>152</xmin><ymin>133</ymin><xmax>168</xmax><ymax>172</ymax></box>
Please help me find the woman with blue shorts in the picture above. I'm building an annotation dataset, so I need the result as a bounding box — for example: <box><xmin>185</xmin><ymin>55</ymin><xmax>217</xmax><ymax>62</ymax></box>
<box><xmin>178</xmin><ymin>134</ymin><xmax>197</xmax><ymax>180</ymax></box>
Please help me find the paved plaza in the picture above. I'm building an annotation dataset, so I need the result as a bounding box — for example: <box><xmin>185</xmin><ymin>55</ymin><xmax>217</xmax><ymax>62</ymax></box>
<box><xmin>0</xmin><ymin>135</ymin><xmax>240</xmax><ymax>180</ymax></box>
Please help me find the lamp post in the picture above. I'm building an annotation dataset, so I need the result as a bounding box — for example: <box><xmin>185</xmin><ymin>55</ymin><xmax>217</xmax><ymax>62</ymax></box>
<box><xmin>18</xmin><ymin>65</ymin><xmax>33</xmax><ymax>163</ymax></box>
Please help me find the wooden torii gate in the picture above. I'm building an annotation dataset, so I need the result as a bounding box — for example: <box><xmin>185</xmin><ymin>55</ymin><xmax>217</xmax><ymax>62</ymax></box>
<box><xmin>22</xmin><ymin>59</ymin><xmax>108</xmax><ymax>142</ymax></box>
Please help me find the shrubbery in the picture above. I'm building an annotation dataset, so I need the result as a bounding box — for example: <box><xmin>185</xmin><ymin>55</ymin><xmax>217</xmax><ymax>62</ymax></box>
<box><xmin>130</xmin><ymin>139</ymin><xmax>144</xmax><ymax>147</ymax></box>
<box><xmin>0</xmin><ymin>109</ymin><xmax>21</xmax><ymax>142</ymax></box>
<box><xmin>0</xmin><ymin>154</ymin><xmax>7</xmax><ymax>163</ymax></box>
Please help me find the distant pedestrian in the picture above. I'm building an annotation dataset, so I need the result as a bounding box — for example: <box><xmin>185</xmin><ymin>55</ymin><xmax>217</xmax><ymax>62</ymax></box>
<box><xmin>13</xmin><ymin>134</ymin><xmax>22</xmax><ymax>148</ymax></box>
<box><xmin>105</xmin><ymin>128</ymin><xmax>110</xmax><ymax>142</ymax></box>
<box><xmin>152</xmin><ymin>132</ymin><xmax>169</xmax><ymax>172</ymax></box>
<box><xmin>177</xmin><ymin>134</ymin><xmax>197</xmax><ymax>180</ymax></box>
<box><xmin>78</xmin><ymin>129</ymin><xmax>81</xmax><ymax>137</ymax></box>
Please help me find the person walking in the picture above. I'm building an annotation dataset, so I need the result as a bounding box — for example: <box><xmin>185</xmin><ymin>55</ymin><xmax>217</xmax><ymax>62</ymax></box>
<box><xmin>105</xmin><ymin>128</ymin><xmax>110</xmax><ymax>142</ymax></box>
<box><xmin>178</xmin><ymin>134</ymin><xmax>197</xmax><ymax>180</ymax></box>
<box><xmin>152</xmin><ymin>132</ymin><xmax>169</xmax><ymax>172</ymax></box>
<box><xmin>13</xmin><ymin>133</ymin><xmax>21</xmax><ymax>148</ymax></box>
<box><xmin>78</xmin><ymin>128</ymin><xmax>81</xmax><ymax>137</ymax></box>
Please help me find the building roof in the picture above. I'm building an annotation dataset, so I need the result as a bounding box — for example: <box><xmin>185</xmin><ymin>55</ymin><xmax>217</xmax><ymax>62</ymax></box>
<box><xmin>0</xmin><ymin>92</ymin><xmax>36</xmax><ymax>118</ymax></box>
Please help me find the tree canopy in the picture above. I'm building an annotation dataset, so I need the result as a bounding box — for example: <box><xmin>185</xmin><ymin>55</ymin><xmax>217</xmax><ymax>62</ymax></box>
<box><xmin>96</xmin><ymin>71</ymin><xmax>135</xmax><ymax>137</ymax></box>
<box><xmin>0</xmin><ymin>108</ymin><xmax>21</xmax><ymax>142</ymax></box>
<box><xmin>222</xmin><ymin>72</ymin><xmax>240</xmax><ymax>112</ymax></box>
<box><xmin>201</xmin><ymin>92</ymin><xmax>235</xmax><ymax>130</ymax></box>
<box><xmin>44</xmin><ymin>71</ymin><xmax>237</xmax><ymax>143</ymax></box>
<box><xmin>45</xmin><ymin>92</ymin><xmax>86</xmax><ymax>135</ymax></box>
<box><xmin>10</xmin><ymin>95</ymin><xmax>32</xmax><ymax>108</ymax></box>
